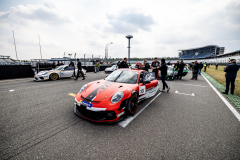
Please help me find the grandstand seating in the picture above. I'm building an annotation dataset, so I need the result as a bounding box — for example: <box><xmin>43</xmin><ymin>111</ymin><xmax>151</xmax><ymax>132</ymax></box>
<box><xmin>180</xmin><ymin>52</ymin><xmax>214</xmax><ymax>59</ymax></box>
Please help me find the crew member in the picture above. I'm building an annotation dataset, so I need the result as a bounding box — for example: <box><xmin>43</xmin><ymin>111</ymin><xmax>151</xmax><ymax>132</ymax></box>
<box><xmin>119</xmin><ymin>58</ymin><xmax>128</xmax><ymax>68</ymax></box>
<box><xmin>96</xmin><ymin>61</ymin><xmax>100</xmax><ymax>73</ymax></box>
<box><xmin>203</xmin><ymin>62</ymin><xmax>207</xmax><ymax>72</ymax></box>
<box><xmin>222</xmin><ymin>59</ymin><xmax>239</xmax><ymax>95</ymax></box>
<box><xmin>177</xmin><ymin>60</ymin><xmax>185</xmax><ymax>80</ymax></box>
<box><xmin>52</xmin><ymin>61</ymin><xmax>56</xmax><ymax>69</ymax></box>
<box><xmin>174</xmin><ymin>61</ymin><xmax>179</xmax><ymax>71</ymax></box>
<box><xmin>151</xmin><ymin>57</ymin><xmax>160</xmax><ymax>79</ymax></box>
<box><xmin>159</xmin><ymin>59</ymin><xmax>170</xmax><ymax>92</ymax></box>
<box><xmin>143</xmin><ymin>60</ymin><xmax>150</xmax><ymax>71</ymax></box>
<box><xmin>75</xmin><ymin>59</ymin><xmax>85</xmax><ymax>80</ymax></box>
<box><xmin>69</xmin><ymin>59</ymin><xmax>75</xmax><ymax>77</ymax></box>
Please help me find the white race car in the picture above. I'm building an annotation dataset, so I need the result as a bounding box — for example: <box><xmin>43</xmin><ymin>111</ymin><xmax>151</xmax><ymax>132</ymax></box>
<box><xmin>34</xmin><ymin>65</ymin><xmax>86</xmax><ymax>81</ymax></box>
<box><xmin>105</xmin><ymin>65</ymin><xmax>118</xmax><ymax>73</ymax></box>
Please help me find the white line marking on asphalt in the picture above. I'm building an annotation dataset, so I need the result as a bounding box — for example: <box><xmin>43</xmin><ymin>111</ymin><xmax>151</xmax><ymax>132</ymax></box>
<box><xmin>167</xmin><ymin>82</ymin><xmax>208</xmax><ymax>88</ymax></box>
<box><xmin>202</xmin><ymin>73</ymin><xmax>240</xmax><ymax>122</ymax></box>
<box><xmin>9</xmin><ymin>90</ymin><xmax>14</xmax><ymax>92</ymax></box>
<box><xmin>175</xmin><ymin>90</ymin><xmax>195</xmax><ymax>96</ymax></box>
<box><xmin>118</xmin><ymin>92</ymin><xmax>162</xmax><ymax>128</ymax></box>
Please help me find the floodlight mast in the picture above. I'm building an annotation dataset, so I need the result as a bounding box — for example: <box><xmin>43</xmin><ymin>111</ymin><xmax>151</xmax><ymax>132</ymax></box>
<box><xmin>126</xmin><ymin>35</ymin><xmax>133</xmax><ymax>64</ymax></box>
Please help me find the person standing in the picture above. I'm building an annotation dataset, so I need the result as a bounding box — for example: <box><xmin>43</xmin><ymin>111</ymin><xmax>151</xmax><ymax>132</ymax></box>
<box><xmin>75</xmin><ymin>59</ymin><xmax>85</xmax><ymax>80</ymax></box>
<box><xmin>199</xmin><ymin>62</ymin><xmax>203</xmax><ymax>75</ymax></box>
<box><xmin>174</xmin><ymin>61</ymin><xmax>179</xmax><ymax>71</ymax></box>
<box><xmin>119</xmin><ymin>58</ymin><xmax>129</xmax><ymax>68</ymax></box>
<box><xmin>159</xmin><ymin>59</ymin><xmax>170</xmax><ymax>92</ymax></box>
<box><xmin>203</xmin><ymin>62</ymin><xmax>207</xmax><ymax>72</ymax></box>
<box><xmin>69</xmin><ymin>59</ymin><xmax>75</xmax><ymax>77</ymax></box>
<box><xmin>117</xmin><ymin>60</ymin><xmax>121</xmax><ymax>68</ymax></box>
<box><xmin>151</xmin><ymin>57</ymin><xmax>160</xmax><ymax>79</ymax></box>
<box><xmin>222</xmin><ymin>59</ymin><xmax>239</xmax><ymax>95</ymax></box>
<box><xmin>177</xmin><ymin>60</ymin><xmax>185</xmax><ymax>80</ymax></box>
<box><xmin>215</xmin><ymin>63</ymin><xmax>218</xmax><ymax>70</ymax></box>
<box><xmin>96</xmin><ymin>61</ymin><xmax>100</xmax><ymax>73</ymax></box>
<box><xmin>143</xmin><ymin>60</ymin><xmax>150</xmax><ymax>71</ymax></box>
<box><xmin>52</xmin><ymin>61</ymin><xmax>56</xmax><ymax>69</ymax></box>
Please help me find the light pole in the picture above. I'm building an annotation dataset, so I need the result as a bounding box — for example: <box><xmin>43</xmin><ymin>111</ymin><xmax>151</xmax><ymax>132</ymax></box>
<box><xmin>12</xmin><ymin>30</ymin><xmax>19</xmax><ymax>62</ymax></box>
<box><xmin>105</xmin><ymin>42</ymin><xmax>113</xmax><ymax>64</ymax></box>
<box><xmin>38</xmin><ymin>35</ymin><xmax>42</xmax><ymax>60</ymax></box>
<box><xmin>126</xmin><ymin>35</ymin><xmax>133</xmax><ymax>64</ymax></box>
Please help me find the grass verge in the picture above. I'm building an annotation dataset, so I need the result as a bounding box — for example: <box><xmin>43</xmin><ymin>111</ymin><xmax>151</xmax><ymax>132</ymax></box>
<box><xmin>201</xmin><ymin>66</ymin><xmax>240</xmax><ymax>110</ymax></box>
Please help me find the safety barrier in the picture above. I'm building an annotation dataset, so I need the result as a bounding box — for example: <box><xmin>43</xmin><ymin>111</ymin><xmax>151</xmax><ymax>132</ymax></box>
<box><xmin>0</xmin><ymin>65</ymin><xmax>112</xmax><ymax>80</ymax></box>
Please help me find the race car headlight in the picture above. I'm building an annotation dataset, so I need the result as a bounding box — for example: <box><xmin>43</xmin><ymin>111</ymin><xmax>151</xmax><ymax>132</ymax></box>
<box><xmin>111</xmin><ymin>91</ymin><xmax>124</xmax><ymax>104</ymax></box>
<box><xmin>79</xmin><ymin>84</ymin><xmax>88</xmax><ymax>93</ymax></box>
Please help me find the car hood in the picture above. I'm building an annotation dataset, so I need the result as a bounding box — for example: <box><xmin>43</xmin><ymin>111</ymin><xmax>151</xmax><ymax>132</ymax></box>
<box><xmin>80</xmin><ymin>80</ymin><xmax>134</xmax><ymax>102</ymax></box>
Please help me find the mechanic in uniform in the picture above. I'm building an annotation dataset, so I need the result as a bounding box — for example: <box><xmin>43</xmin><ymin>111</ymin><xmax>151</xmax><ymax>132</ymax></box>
<box><xmin>75</xmin><ymin>58</ymin><xmax>85</xmax><ymax>80</ymax></box>
<box><xmin>159</xmin><ymin>59</ymin><xmax>170</xmax><ymax>92</ymax></box>
<box><xmin>177</xmin><ymin>60</ymin><xmax>185</xmax><ymax>80</ymax></box>
<box><xmin>69</xmin><ymin>59</ymin><xmax>75</xmax><ymax>77</ymax></box>
<box><xmin>119</xmin><ymin>58</ymin><xmax>129</xmax><ymax>68</ymax></box>
<box><xmin>203</xmin><ymin>62</ymin><xmax>207</xmax><ymax>72</ymax></box>
<box><xmin>222</xmin><ymin>59</ymin><xmax>239</xmax><ymax>95</ymax></box>
<box><xmin>151</xmin><ymin>57</ymin><xmax>160</xmax><ymax>79</ymax></box>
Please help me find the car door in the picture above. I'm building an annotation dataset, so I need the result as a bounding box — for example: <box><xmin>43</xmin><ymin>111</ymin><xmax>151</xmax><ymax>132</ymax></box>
<box><xmin>138</xmin><ymin>72</ymin><xmax>158</xmax><ymax>99</ymax></box>
<box><xmin>61</xmin><ymin>66</ymin><xmax>74</xmax><ymax>77</ymax></box>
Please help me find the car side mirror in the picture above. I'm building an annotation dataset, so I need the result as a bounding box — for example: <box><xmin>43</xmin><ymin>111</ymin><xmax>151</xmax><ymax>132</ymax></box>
<box><xmin>143</xmin><ymin>80</ymin><xmax>151</xmax><ymax>85</ymax></box>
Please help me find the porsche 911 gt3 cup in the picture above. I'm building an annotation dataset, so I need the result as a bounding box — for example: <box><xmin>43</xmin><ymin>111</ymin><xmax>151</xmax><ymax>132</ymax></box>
<box><xmin>105</xmin><ymin>65</ymin><xmax>118</xmax><ymax>73</ymax></box>
<box><xmin>74</xmin><ymin>69</ymin><xmax>159</xmax><ymax>123</ymax></box>
<box><xmin>34</xmin><ymin>65</ymin><xmax>86</xmax><ymax>81</ymax></box>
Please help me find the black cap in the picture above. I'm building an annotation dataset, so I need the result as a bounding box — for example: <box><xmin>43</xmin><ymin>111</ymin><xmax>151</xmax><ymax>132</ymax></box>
<box><xmin>230</xmin><ymin>59</ymin><xmax>235</xmax><ymax>61</ymax></box>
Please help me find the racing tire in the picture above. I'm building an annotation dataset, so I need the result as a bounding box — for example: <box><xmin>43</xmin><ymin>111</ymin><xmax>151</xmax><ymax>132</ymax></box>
<box><xmin>50</xmin><ymin>73</ymin><xmax>59</xmax><ymax>80</ymax></box>
<box><xmin>127</xmin><ymin>93</ymin><xmax>138</xmax><ymax>115</ymax></box>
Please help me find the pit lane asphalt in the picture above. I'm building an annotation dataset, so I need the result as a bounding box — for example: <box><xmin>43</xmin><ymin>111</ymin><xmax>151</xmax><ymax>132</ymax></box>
<box><xmin>1</xmin><ymin>72</ymin><xmax>240</xmax><ymax>160</ymax></box>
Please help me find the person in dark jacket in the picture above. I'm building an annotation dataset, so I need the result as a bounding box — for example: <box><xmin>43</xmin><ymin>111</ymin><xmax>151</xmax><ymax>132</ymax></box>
<box><xmin>118</xmin><ymin>58</ymin><xmax>128</xmax><ymax>68</ymax></box>
<box><xmin>69</xmin><ymin>59</ymin><xmax>75</xmax><ymax>77</ymax></box>
<box><xmin>174</xmin><ymin>61</ymin><xmax>179</xmax><ymax>71</ymax></box>
<box><xmin>75</xmin><ymin>59</ymin><xmax>85</xmax><ymax>80</ymax></box>
<box><xmin>215</xmin><ymin>63</ymin><xmax>218</xmax><ymax>70</ymax></box>
<box><xmin>151</xmin><ymin>57</ymin><xmax>160</xmax><ymax>79</ymax></box>
<box><xmin>191</xmin><ymin>61</ymin><xmax>199</xmax><ymax>80</ymax></box>
<box><xmin>177</xmin><ymin>60</ymin><xmax>185</xmax><ymax>80</ymax></box>
<box><xmin>117</xmin><ymin>60</ymin><xmax>121</xmax><ymax>68</ymax></box>
<box><xmin>199</xmin><ymin>62</ymin><xmax>203</xmax><ymax>75</ymax></box>
<box><xmin>52</xmin><ymin>61</ymin><xmax>56</xmax><ymax>69</ymax></box>
<box><xmin>222</xmin><ymin>59</ymin><xmax>239</xmax><ymax>95</ymax></box>
<box><xmin>159</xmin><ymin>59</ymin><xmax>170</xmax><ymax>92</ymax></box>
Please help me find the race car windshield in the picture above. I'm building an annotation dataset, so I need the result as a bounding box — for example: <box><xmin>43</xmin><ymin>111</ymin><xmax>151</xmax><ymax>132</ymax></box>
<box><xmin>54</xmin><ymin>66</ymin><xmax>64</xmax><ymax>70</ymax></box>
<box><xmin>106</xmin><ymin>70</ymin><xmax>138</xmax><ymax>84</ymax></box>
<box><xmin>167</xmin><ymin>67</ymin><xmax>173</xmax><ymax>71</ymax></box>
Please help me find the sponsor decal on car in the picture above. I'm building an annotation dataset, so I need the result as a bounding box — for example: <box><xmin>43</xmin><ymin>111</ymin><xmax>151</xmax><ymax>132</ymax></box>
<box><xmin>79</xmin><ymin>100</ymin><xmax>93</xmax><ymax>108</ymax></box>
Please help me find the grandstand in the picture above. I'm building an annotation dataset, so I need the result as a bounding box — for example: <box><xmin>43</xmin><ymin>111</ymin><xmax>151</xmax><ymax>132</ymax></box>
<box><xmin>0</xmin><ymin>55</ymin><xmax>15</xmax><ymax>65</ymax></box>
<box><xmin>178</xmin><ymin>45</ymin><xmax>225</xmax><ymax>59</ymax></box>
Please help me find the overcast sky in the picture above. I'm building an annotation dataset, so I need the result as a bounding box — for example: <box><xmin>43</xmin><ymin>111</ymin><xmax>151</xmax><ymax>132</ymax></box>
<box><xmin>0</xmin><ymin>0</ymin><xmax>239</xmax><ymax>60</ymax></box>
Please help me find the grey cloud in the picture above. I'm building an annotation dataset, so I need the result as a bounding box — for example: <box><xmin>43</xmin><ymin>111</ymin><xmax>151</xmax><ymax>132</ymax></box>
<box><xmin>0</xmin><ymin>4</ymin><xmax>73</xmax><ymax>25</ymax></box>
<box><xmin>105</xmin><ymin>11</ymin><xmax>155</xmax><ymax>34</ymax></box>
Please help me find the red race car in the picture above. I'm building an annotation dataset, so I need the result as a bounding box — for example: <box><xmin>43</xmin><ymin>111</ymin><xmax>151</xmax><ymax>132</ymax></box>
<box><xmin>74</xmin><ymin>68</ymin><xmax>159</xmax><ymax>123</ymax></box>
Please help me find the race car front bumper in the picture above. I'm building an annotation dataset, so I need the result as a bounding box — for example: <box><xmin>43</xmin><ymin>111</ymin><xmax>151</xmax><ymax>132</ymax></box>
<box><xmin>34</xmin><ymin>76</ymin><xmax>48</xmax><ymax>81</ymax></box>
<box><xmin>74</xmin><ymin>101</ymin><xmax>125</xmax><ymax>123</ymax></box>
